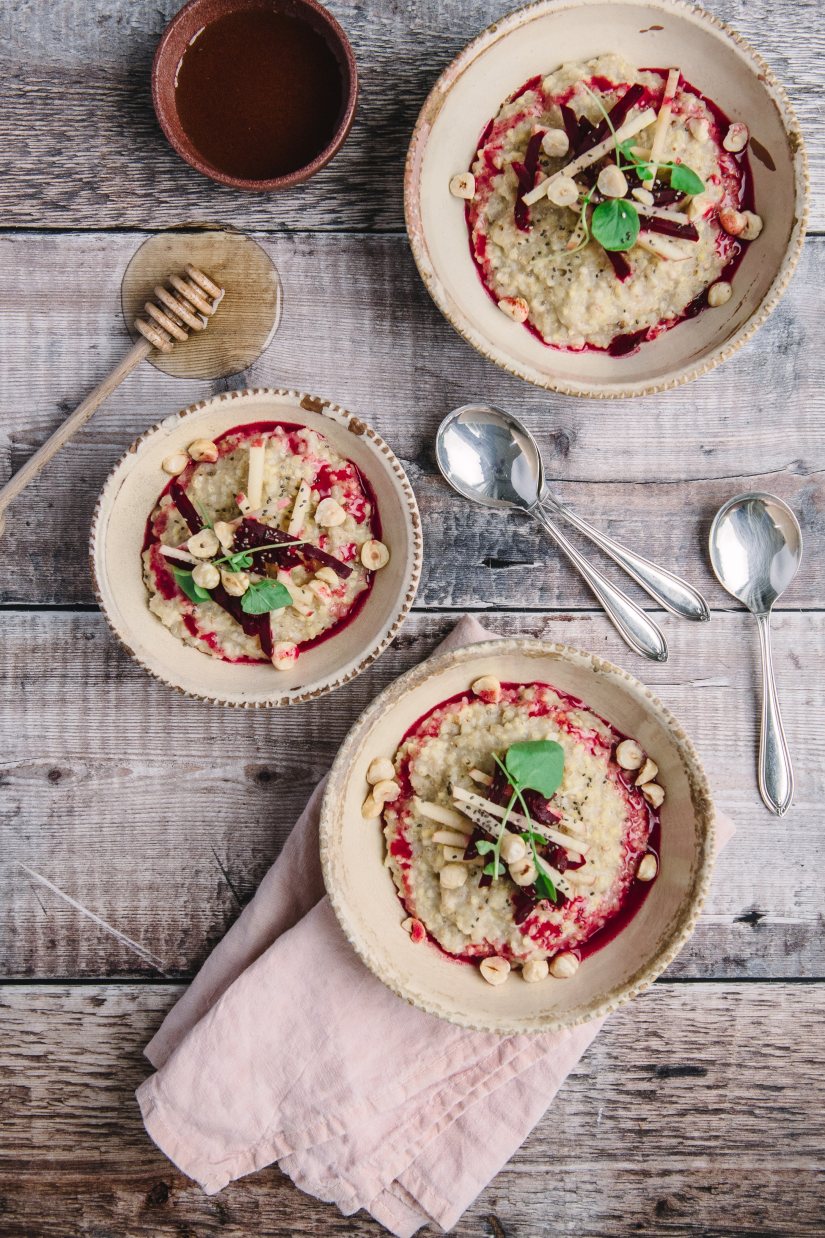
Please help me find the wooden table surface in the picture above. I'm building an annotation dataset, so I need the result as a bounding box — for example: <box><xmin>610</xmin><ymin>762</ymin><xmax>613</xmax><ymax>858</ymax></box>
<box><xmin>1</xmin><ymin>1</ymin><xmax>823</xmax><ymax>1234</ymax></box>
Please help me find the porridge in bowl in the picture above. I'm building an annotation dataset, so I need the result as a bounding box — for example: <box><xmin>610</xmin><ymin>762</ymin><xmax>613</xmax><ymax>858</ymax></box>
<box><xmin>453</xmin><ymin>53</ymin><xmax>760</xmax><ymax>355</ymax></box>
<box><xmin>143</xmin><ymin>420</ymin><xmax>390</xmax><ymax>670</ymax></box>
<box><xmin>368</xmin><ymin>675</ymin><xmax>663</xmax><ymax>986</ymax></box>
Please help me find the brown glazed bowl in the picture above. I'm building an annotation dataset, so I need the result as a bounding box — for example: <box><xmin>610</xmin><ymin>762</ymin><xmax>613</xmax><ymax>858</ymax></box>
<box><xmin>152</xmin><ymin>0</ymin><xmax>358</xmax><ymax>191</ymax></box>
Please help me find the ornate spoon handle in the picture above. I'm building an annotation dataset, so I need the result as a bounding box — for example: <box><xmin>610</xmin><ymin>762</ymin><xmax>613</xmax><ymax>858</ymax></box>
<box><xmin>755</xmin><ymin>611</ymin><xmax>794</xmax><ymax>816</ymax></box>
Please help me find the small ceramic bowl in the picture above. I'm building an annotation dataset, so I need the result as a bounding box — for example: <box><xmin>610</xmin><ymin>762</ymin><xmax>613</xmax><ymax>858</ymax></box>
<box><xmin>320</xmin><ymin>639</ymin><xmax>715</xmax><ymax>1034</ymax></box>
<box><xmin>152</xmin><ymin>0</ymin><xmax>358</xmax><ymax>191</ymax></box>
<box><xmin>90</xmin><ymin>389</ymin><xmax>422</xmax><ymax>707</ymax></box>
<box><xmin>405</xmin><ymin>0</ymin><xmax>809</xmax><ymax>399</ymax></box>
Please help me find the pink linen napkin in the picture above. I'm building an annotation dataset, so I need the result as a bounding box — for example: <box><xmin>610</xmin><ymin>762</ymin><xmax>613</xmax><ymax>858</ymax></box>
<box><xmin>138</xmin><ymin>616</ymin><xmax>733</xmax><ymax>1236</ymax></box>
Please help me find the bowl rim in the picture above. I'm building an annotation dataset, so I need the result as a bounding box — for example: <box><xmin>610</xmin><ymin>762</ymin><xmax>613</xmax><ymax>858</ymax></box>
<box><xmin>320</xmin><ymin>636</ymin><xmax>717</xmax><ymax>1034</ymax></box>
<box><xmin>89</xmin><ymin>387</ymin><xmax>423</xmax><ymax>708</ymax></box>
<box><xmin>404</xmin><ymin>0</ymin><xmax>810</xmax><ymax>400</ymax></box>
<box><xmin>151</xmin><ymin>0</ymin><xmax>359</xmax><ymax>192</ymax></box>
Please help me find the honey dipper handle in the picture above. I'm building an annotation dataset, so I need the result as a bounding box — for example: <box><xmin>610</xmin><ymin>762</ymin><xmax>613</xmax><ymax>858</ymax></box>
<box><xmin>0</xmin><ymin>337</ymin><xmax>151</xmax><ymax>533</ymax></box>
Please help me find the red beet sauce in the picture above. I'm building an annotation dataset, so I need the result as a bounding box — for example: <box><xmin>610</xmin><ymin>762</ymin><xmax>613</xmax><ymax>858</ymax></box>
<box><xmin>142</xmin><ymin>420</ymin><xmax>380</xmax><ymax>663</ymax></box>
<box><xmin>466</xmin><ymin>68</ymin><xmax>754</xmax><ymax>356</ymax></box>
<box><xmin>389</xmin><ymin>681</ymin><xmax>660</xmax><ymax>970</ymax></box>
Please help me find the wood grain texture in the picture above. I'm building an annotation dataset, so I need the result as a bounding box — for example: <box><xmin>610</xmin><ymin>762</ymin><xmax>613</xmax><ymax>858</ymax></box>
<box><xmin>0</xmin><ymin>0</ymin><xmax>822</xmax><ymax>232</ymax></box>
<box><xmin>1</xmin><ymin>609</ymin><xmax>822</xmax><ymax>980</ymax></box>
<box><xmin>0</xmin><ymin>231</ymin><xmax>822</xmax><ymax>609</ymax></box>
<box><xmin>0</xmin><ymin>982</ymin><xmax>823</xmax><ymax>1235</ymax></box>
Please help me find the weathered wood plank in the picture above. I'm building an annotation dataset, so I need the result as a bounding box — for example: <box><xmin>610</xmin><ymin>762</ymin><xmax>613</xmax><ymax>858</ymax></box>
<box><xmin>0</xmin><ymin>0</ymin><xmax>822</xmax><ymax>232</ymax></box>
<box><xmin>1</xmin><ymin>609</ymin><xmax>822</xmax><ymax>980</ymax></box>
<box><xmin>0</xmin><ymin>231</ymin><xmax>822</xmax><ymax>610</ymax></box>
<box><xmin>0</xmin><ymin>982</ymin><xmax>823</xmax><ymax>1234</ymax></box>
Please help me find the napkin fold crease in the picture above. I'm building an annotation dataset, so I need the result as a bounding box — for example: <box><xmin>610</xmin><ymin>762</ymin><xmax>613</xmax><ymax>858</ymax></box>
<box><xmin>137</xmin><ymin>616</ymin><xmax>730</xmax><ymax>1236</ymax></box>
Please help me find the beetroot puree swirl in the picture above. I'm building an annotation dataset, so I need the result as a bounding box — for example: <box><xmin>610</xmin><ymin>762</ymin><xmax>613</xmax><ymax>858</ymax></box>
<box><xmin>385</xmin><ymin>681</ymin><xmax>659</xmax><ymax>969</ymax></box>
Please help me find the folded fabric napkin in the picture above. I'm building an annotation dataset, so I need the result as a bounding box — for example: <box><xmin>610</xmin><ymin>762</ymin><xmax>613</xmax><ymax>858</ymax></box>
<box><xmin>138</xmin><ymin>616</ymin><xmax>732</xmax><ymax>1236</ymax></box>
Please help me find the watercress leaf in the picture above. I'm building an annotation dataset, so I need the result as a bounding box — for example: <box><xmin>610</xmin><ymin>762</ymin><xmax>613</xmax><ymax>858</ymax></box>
<box><xmin>505</xmin><ymin>740</ymin><xmax>565</xmax><ymax>798</ymax></box>
<box><xmin>669</xmin><ymin>162</ymin><xmax>704</xmax><ymax>195</ymax></box>
<box><xmin>226</xmin><ymin>551</ymin><xmax>254</xmax><ymax>572</ymax></box>
<box><xmin>591</xmin><ymin>199</ymin><xmax>640</xmax><ymax>252</ymax></box>
<box><xmin>536</xmin><ymin>870</ymin><xmax>558</xmax><ymax>903</ymax></box>
<box><xmin>637</xmin><ymin>164</ymin><xmax>655</xmax><ymax>181</ymax></box>
<box><xmin>240</xmin><ymin>579</ymin><xmax>293</xmax><ymax>615</ymax></box>
<box><xmin>474</xmin><ymin>840</ymin><xmax>496</xmax><ymax>856</ymax></box>
<box><xmin>173</xmin><ymin>568</ymin><xmax>212</xmax><ymax>603</ymax></box>
<box><xmin>482</xmin><ymin>859</ymin><xmax>502</xmax><ymax>877</ymax></box>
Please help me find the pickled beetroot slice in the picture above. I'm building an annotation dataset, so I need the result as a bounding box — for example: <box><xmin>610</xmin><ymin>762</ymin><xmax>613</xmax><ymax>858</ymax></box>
<box><xmin>513</xmin><ymin>130</ymin><xmax>544</xmax><ymax>232</ymax></box>
<box><xmin>235</xmin><ymin>517</ymin><xmax>352</xmax><ymax>580</ymax></box>
<box><xmin>577</xmin><ymin>82</ymin><xmax>645</xmax><ymax>156</ymax></box>
<box><xmin>463</xmin><ymin>825</ymin><xmax>488</xmax><ymax>861</ymax></box>
<box><xmin>639</xmin><ymin>216</ymin><xmax>699</xmax><ymax>241</ymax></box>
<box><xmin>170</xmin><ymin>481</ymin><xmax>204</xmax><ymax>534</ymax></box>
<box><xmin>605</xmin><ymin>248</ymin><xmax>632</xmax><ymax>281</ymax></box>
<box><xmin>209</xmin><ymin>582</ymin><xmax>265</xmax><ymax>640</ymax></box>
<box><xmin>559</xmin><ymin>103</ymin><xmax>579</xmax><ymax>151</ymax></box>
<box><xmin>651</xmin><ymin>187</ymin><xmax>682</xmax><ymax>206</ymax></box>
<box><xmin>574</xmin><ymin>114</ymin><xmax>595</xmax><ymax>153</ymax></box>
<box><xmin>512</xmin><ymin>887</ymin><xmax>538</xmax><ymax>926</ymax></box>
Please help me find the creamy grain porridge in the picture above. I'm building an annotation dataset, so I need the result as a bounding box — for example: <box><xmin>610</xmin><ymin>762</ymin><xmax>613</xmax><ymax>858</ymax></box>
<box><xmin>367</xmin><ymin>675</ymin><xmax>663</xmax><ymax>986</ymax></box>
<box><xmin>143</xmin><ymin>421</ymin><xmax>389</xmax><ymax>669</ymax></box>
<box><xmin>450</xmin><ymin>54</ymin><xmax>760</xmax><ymax>354</ymax></box>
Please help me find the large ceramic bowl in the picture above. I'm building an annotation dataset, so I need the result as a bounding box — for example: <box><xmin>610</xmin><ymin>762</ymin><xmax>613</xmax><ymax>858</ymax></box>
<box><xmin>405</xmin><ymin>0</ymin><xmax>808</xmax><ymax>398</ymax></box>
<box><xmin>91</xmin><ymin>389</ymin><xmax>422</xmax><ymax>707</ymax></box>
<box><xmin>320</xmin><ymin>639</ymin><xmax>715</xmax><ymax>1034</ymax></box>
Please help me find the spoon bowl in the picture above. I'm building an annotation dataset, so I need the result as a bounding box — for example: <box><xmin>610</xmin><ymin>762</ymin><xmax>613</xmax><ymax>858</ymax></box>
<box><xmin>435</xmin><ymin>404</ymin><xmax>543</xmax><ymax>512</ymax></box>
<box><xmin>709</xmin><ymin>491</ymin><xmax>802</xmax><ymax>816</ymax></box>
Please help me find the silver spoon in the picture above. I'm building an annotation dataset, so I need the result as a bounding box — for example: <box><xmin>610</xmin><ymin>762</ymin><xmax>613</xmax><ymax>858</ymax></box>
<box><xmin>436</xmin><ymin>403</ymin><xmax>669</xmax><ymax>662</ymax></box>
<box><xmin>709</xmin><ymin>492</ymin><xmax>802</xmax><ymax>817</ymax></box>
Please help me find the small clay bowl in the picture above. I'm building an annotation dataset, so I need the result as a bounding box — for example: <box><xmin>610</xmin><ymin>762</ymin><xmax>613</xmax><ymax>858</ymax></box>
<box><xmin>152</xmin><ymin>0</ymin><xmax>358</xmax><ymax>191</ymax></box>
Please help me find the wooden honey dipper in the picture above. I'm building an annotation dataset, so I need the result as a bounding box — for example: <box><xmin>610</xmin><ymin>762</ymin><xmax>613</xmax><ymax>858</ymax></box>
<box><xmin>0</xmin><ymin>264</ymin><xmax>224</xmax><ymax>536</ymax></box>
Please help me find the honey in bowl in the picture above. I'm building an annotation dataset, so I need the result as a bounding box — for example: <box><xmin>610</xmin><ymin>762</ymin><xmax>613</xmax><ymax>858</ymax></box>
<box><xmin>173</xmin><ymin>6</ymin><xmax>346</xmax><ymax>183</ymax></box>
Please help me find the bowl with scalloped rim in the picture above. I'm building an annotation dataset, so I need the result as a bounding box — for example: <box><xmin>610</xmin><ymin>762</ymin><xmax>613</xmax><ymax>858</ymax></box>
<box><xmin>404</xmin><ymin>0</ymin><xmax>808</xmax><ymax>398</ymax></box>
<box><xmin>90</xmin><ymin>388</ymin><xmax>422</xmax><ymax>707</ymax></box>
<box><xmin>320</xmin><ymin>638</ymin><xmax>715</xmax><ymax>1034</ymax></box>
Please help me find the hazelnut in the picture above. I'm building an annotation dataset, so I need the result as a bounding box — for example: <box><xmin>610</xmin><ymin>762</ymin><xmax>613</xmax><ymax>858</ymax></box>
<box><xmin>718</xmin><ymin>207</ymin><xmax>745</xmax><ymax>236</ymax></box>
<box><xmin>315</xmin><ymin>566</ymin><xmax>340</xmax><ymax>587</ymax></box>
<box><xmin>637</xmin><ymin>853</ymin><xmax>659</xmax><ymax>882</ymax></box>
<box><xmin>723</xmin><ymin>122</ymin><xmax>749</xmax><ymax>153</ymax></box>
<box><xmin>162</xmin><ymin>451</ymin><xmax>189</xmax><ymax>476</ymax></box>
<box><xmin>522</xmin><ymin>958</ymin><xmax>550</xmax><ymax>983</ymax></box>
<box><xmin>635</xmin><ymin>758</ymin><xmax>659</xmax><ymax>786</ymax></box>
<box><xmin>541</xmin><ymin>128</ymin><xmax>569</xmax><ymax>158</ymax></box>
<box><xmin>360</xmin><ymin>540</ymin><xmax>390</xmax><ymax>570</ymax></box>
<box><xmin>192</xmin><ymin>562</ymin><xmax>219</xmax><ymax>590</ymax></box>
<box><xmin>509</xmin><ymin>857</ymin><xmax>538</xmax><ymax>887</ymax></box>
<box><xmin>449</xmin><ymin>172</ymin><xmax>476</xmax><ymax>200</ymax></box>
<box><xmin>187</xmin><ymin>529</ymin><xmax>220</xmax><ymax>559</ymax></box>
<box><xmin>687</xmin><ymin>117</ymin><xmax>710</xmax><ymax>142</ymax></box>
<box><xmin>641</xmin><ymin>782</ymin><xmax>665</xmax><ymax>809</ymax></box>
<box><xmin>546</xmin><ymin>175</ymin><xmax>579</xmax><ymax>207</ymax></box>
<box><xmin>361</xmin><ymin>794</ymin><xmax>382</xmax><ymax>820</ymax></box>
<box><xmin>401</xmin><ymin>916</ymin><xmax>424</xmax><ymax>937</ymax></box>
<box><xmin>597</xmin><ymin>164</ymin><xmax>628</xmax><ymax>199</ymax></box>
<box><xmin>479</xmin><ymin>956</ymin><xmax>511</xmax><ymax>986</ymax></box>
<box><xmin>707</xmin><ymin>281</ymin><xmax>733</xmax><ymax>308</ymax></box>
<box><xmin>213</xmin><ymin>520</ymin><xmax>236</xmax><ymax>551</ymax></box>
<box><xmin>220</xmin><ymin>568</ymin><xmax>250</xmax><ymax>596</ymax></box>
<box><xmin>440</xmin><ymin>864</ymin><xmax>468</xmax><ymax>890</ymax></box>
<box><xmin>631</xmin><ymin>187</ymin><xmax>655</xmax><ymax>207</ymax></box>
<box><xmin>315</xmin><ymin>498</ymin><xmax>347</xmax><ymax>528</ymax></box>
<box><xmin>740</xmin><ymin>211</ymin><xmax>763</xmax><ymax>241</ymax></box>
<box><xmin>272</xmin><ymin>641</ymin><xmax>298</xmax><ymax>671</ymax></box>
<box><xmin>500</xmin><ymin>832</ymin><xmax>527</xmax><ymax>864</ymax></box>
<box><xmin>471</xmin><ymin>675</ymin><xmax>501</xmax><ymax>703</ymax></box>
<box><xmin>686</xmin><ymin>194</ymin><xmax>709</xmax><ymax>222</ymax></box>
<box><xmin>615</xmin><ymin>739</ymin><xmax>644</xmax><ymax>771</ymax></box>
<box><xmin>187</xmin><ymin>438</ymin><xmax>219</xmax><ymax>463</ymax></box>
<box><xmin>373</xmin><ymin>779</ymin><xmax>401</xmax><ymax>806</ymax></box>
<box><xmin>497</xmin><ymin>296</ymin><xmax>530</xmax><ymax>323</ymax></box>
<box><xmin>367</xmin><ymin>756</ymin><xmax>395</xmax><ymax>786</ymax></box>
<box><xmin>549</xmin><ymin>951</ymin><xmax>579</xmax><ymax>979</ymax></box>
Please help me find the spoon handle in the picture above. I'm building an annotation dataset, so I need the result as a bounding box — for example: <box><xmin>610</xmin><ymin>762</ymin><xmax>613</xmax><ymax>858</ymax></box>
<box><xmin>541</xmin><ymin>494</ymin><xmax>709</xmax><ymax>622</ymax></box>
<box><xmin>531</xmin><ymin>507</ymin><xmax>668</xmax><ymax>662</ymax></box>
<box><xmin>755</xmin><ymin>612</ymin><xmax>794</xmax><ymax>816</ymax></box>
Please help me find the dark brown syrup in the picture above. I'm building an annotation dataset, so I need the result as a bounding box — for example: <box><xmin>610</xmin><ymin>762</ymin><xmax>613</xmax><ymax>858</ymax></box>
<box><xmin>174</xmin><ymin>7</ymin><xmax>343</xmax><ymax>181</ymax></box>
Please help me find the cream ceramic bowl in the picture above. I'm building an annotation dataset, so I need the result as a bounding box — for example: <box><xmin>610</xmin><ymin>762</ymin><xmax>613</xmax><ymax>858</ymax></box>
<box><xmin>405</xmin><ymin>0</ymin><xmax>808</xmax><ymax>399</ymax></box>
<box><xmin>321</xmin><ymin>639</ymin><xmax>715</xmax><ymax>1034</ymax></box>
<box><xmin>91</xmin><ymin>388</ymin><xmax>422</xmax><ymax>706</ymax></box>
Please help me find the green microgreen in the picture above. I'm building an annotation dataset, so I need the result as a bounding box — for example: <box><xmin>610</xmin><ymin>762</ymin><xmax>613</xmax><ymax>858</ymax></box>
<box><xmin>591</xmin><ymin>197</ymin><xmax>641</xmax><ymax>251</ymax></box>
<box><xmin>173</xmin><ymin>568</ymin><xmax>211</xmax><ymax>604</ymax></box>
<box><xmin>240</xmin><ymin>579</ymin><xmax>293</xmax><ymax>615</ymax></box>
<box><xmin>482</xmin><ymin>742</ymin><xmax>566</xmax><ymax>904</ymax></box>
